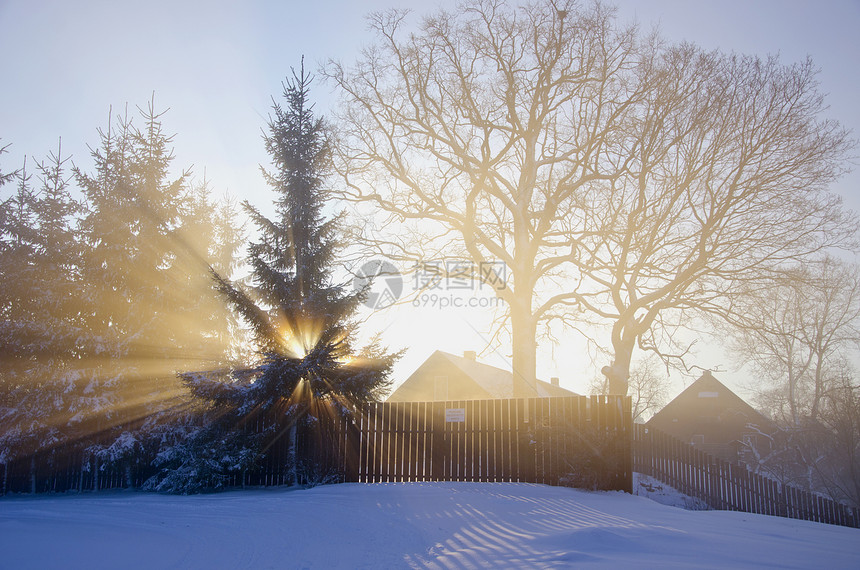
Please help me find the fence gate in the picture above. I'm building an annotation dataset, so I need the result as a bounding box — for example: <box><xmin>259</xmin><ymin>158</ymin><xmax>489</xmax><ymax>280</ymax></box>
<box><xmin>348</xmin><ymin>396</ymin><xmax>632</xmax><ymax>492</ymax></box>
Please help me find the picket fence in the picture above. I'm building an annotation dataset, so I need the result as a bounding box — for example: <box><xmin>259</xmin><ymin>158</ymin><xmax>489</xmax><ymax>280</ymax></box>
<box><xmin>0</xmin><ymin>395</ymin><xmax>633</xmax><ymax>494</ymax></box>
<box><xmin>633</xmin><ymin>423</ymin><xmax>860</xmax><ymax>528</ymax></box>
<box><xmin>351</xmin><ymin>396</ymin><xmax>633</xmax><ymax>490</ymax></box>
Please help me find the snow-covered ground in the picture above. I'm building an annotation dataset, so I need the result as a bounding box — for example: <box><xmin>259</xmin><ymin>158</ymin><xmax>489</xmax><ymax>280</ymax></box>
<box><xmin>632</xmin><ymin>473</ymin><xmax>709</xmax><ymax>511</ymax></box>
<box><xmin>2</xmin><ymin>482</ymin><xmax>858</xmax><ymax>569</ymax></box>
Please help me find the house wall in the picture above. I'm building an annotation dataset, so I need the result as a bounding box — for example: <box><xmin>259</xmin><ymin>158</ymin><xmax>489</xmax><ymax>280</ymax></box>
<box><xmin>647</xmin><ymin>375</ymin><xmax>775</xmax><ymax>465</ymax></box>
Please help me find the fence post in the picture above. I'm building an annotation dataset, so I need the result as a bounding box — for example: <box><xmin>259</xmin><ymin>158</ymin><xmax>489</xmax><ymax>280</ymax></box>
<box><xmin>777</xmin><ymin>481</ymin><xmax>787</xmax><ymax>518</ymax></box>
<box><xmin>621</xmin><ymin>396</ymin><xmax>633</xmax><ymax>494</ymax></box>
<box><xmin>521</xmin><ymin>398</ymin><xmax>537</xmax><ymax>484</ymax></box>
<box><xmin>707</xmin><ymin>459</ymin><xmax>718</xmax><ymax>510</ymax></box>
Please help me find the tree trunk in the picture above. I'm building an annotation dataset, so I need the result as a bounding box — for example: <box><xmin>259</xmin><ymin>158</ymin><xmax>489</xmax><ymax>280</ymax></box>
<box><xmin>30</xmin><ymin>455</ymin><xmax>36</xmax><ymax>495</ymax></box>
<box><xmin>810</xmin><ymin>351</ymin><xmax>825</xmax><ymax>422</ymax></box>
<box><xmin>606</xmin><ymin>327</ymin><xmax>633</xmax><ymax>396</ymax></box>
<box><xmin>787</xmin><ymin>363</ymin><xmax>799</xmax><ymax>426</ymax></box>
<box><xmin>288</xmin><ymin>423</ymin><xmax>298</xmax><ymax>486</ymax></box>
<box><xmin>511</xmin><ymin>294</ymin><xmax>538</xmax><ymax>398</ymax></box>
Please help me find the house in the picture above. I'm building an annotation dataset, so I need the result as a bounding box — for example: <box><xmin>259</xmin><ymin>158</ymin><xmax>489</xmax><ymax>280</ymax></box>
<box><xmin>646</xmin><ymin>370</ymin><xmax>778</xmax><ymax>466</ymax></box>
<box><xmin>387</xmin><ymin>350</ymin><xmax>578</xmax><ymax>402</ymax></box>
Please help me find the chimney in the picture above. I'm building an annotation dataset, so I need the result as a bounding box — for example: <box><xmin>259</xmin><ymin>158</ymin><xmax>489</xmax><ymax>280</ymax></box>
<box><xmin>463</xmin><ymin>350</ymin><xmax>477</xmax><ymax>361</ymax></box>
<box><xmin>550</xmin><ymin>377</ymin><xmax>559</xmax><ymax>387</ymax></box>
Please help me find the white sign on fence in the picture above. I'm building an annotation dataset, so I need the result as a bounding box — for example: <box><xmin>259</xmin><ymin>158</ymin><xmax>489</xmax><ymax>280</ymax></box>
<box><xmin>445</xmin><ymin>408</ymin><xmax>466</xmax><ymax>423</ymax></box>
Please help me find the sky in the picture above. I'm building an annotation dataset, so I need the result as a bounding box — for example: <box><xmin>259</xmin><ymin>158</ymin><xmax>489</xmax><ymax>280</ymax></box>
<box><xmin>1</xmin><ymin>0</ymin><xmax>859</xmax><ymax>397</ymax></box>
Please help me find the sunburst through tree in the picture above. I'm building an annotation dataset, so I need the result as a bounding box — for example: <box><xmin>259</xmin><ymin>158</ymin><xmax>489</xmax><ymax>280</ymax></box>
<box><xmin>146</xmin><ymin>62</ymin><xmax>397</xmax><ymax>493</ymax></box>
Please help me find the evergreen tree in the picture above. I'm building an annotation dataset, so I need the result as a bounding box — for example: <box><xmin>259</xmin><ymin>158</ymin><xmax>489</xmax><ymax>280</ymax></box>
<box><xmin>216</xmin><ymin>64</ymin><xmax>394</xmax><ymax>407</ymax></box>
<box><xmin>74</xmin><ymin>103</ymin><xmax>184</xmax><ymax>443</ymax></box>
<box><xmin>0</xmin><ymin>141</ymin><xmax>83</xmax><ymax>484</ymax></box>
<box><xmin>0</xmin><ymin>142</ymin><xmax>25</xmax><ymax>467</ymax></box>
<box><xmin>72</xmin><ymin>100</ymin><xmax>247</xmax><ymax>478</ymax></box>
<box><xmin>173</xmin><ymin>177</ymin><xmax>249</xmax><ymax>368</ymax></box>
<box><xmin>0</xmin><ymin>109</ymin><xmax>248</xmax><ymax>488</ymax></box>
<box><xmin>148</xmin><ymin>64</ymin><xmax>397</xmax><ymax>493</ymax></box>
<box><xmin>0</xmin><ymin>141</ymin><xmax>16</xmax><ymax>187</ymax></box>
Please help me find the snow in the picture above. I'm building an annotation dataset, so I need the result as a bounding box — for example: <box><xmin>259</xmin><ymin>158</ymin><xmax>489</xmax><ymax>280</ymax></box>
<box><xmin>632</xmin><ymin>472</ymin><xmax>709</xmax><ymax>511</ymax></box>
<box><xmin>1</xmin><ymin>482</ymin><xmax>858</xmax><ymax>569</ymax></box>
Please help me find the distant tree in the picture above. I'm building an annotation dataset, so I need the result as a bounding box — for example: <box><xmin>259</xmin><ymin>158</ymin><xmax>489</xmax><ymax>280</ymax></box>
<box><xmin>727</xmin><ymin>257</ymin><xmax>860</xmax><ymax>426</ymax></box>
<box><xmin>726</xmin><ymin>257</ymin><xmax>860</xmax><ymax>507</ymax></box>
<box><xmin>326</xmin><ymin>0</ymin><xmax>856</xmax><ymax>396</ymax></box>
<box><xmin>743</xmin><ymin>368</ymin><xmax>860</xmax><ymax>509</ymax></box>
<box><xmin>815</xmin><ymin>372</ymin><xmax>860</xmax><ymax>508</ymax></box>
<box><xmin>147</xmin><ymin>65</ymin><xmax>397</xmax><ymax>493</ymax></box>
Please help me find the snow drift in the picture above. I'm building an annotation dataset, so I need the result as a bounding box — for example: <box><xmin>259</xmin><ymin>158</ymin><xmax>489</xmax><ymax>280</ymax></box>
<box><xmin>1</xmin><ymin>482</ymin><xmax>858</xmax><ymax>568</ymax></box>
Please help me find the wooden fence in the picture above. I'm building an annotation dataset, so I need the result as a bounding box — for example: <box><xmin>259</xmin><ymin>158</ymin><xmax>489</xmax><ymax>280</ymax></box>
<box><xmin>4</xmin><ymin>397</ymin><xmax>858</xmax><ymax>530</ymax></box>
<box><xmin>0</xmin><ymin>447</ymin><xmax>157</xmax><ymax>495</ymax></box>
<box><xmin>633</xmin><ymin>423</ymin><xmax>860</xmax><ymax>528</ymax></box>
<box><xmin>353</xmin><ymin>396</ymin><xmax>633</xmax><ymax>491</ymax></box>
<box><xmin>1</xmin><ymin>395</ymin><xmax>633</xmax><ymax>494</ymax></box>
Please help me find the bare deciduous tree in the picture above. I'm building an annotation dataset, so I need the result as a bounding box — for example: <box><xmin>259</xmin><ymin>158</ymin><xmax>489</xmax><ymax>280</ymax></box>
<box><xmin>327</xmin><ymin>0</ymin><xmax>856</xmax><ymax>395</ymax></box>
<box><xmin>727</xmin><ymin>259</ymin><xmax>860</xmax><ymax>507</ymax></box>
<box><xmin>572</xmin><ymin>46</ymin><xmax>856</xmax><ymax>394</ymax></box>
<box><xmin>743</xmin><ymin>369</ymin><xmax>860</xmax><ymax>509</ymax></box>
<box><xmin>728</xmin><ymin>257</ymin><xmax>860</xmax><ymax>426</ymax></box>
<box><xmin>326</xmin><ymin>0</ymin><xmax>642</xmax><ymax>396</ymax></box>
<box><xmin>817</xmin><ymin>373</ymin><xmax>860</xmax><ymax>508</ymax></box>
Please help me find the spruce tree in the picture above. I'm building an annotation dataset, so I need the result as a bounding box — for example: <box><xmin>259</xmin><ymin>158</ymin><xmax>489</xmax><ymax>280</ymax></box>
<box><xmin>217</xmin><ymin>63</ymin><xmax>394</xmax><ymax>406</ymax></box>
<box><xmin>73</xmin><ymin>100</ymin><xmax>247</xmax><ymax>481</ymax></box>
<box><xmin>0</xmin><ymin>142</ymin><xmax>83</xmax><ymax>485</ymax></box>
<box><xmin>74</xmin><ymin>103</ymin><xmax>186</xmax><ymax>449</ymax></box>
<box><xmin>150</xmin><ymin>64</ymin><xmax>397</xmax><ymax>493</ymax></box>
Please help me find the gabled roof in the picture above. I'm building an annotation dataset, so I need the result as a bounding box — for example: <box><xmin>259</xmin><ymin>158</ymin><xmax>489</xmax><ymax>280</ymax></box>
<box><xmin>648</xmin><ymin>370</ymin><xmax>775</xmax><ymax>431</ymax></box>
<box><xmin>438</xmin><ymin>351</ymin><xmax>578</xmax><ymax>398</ymax></box>
<box><xmin>389</xmin><ymin>350</ymin><xmax>578</xmax><ymax>401</ymax></box>
<box><xmin>434</xmin><ymin>351</ymin><xmax>515</xmax><ymax>398</ymax></box>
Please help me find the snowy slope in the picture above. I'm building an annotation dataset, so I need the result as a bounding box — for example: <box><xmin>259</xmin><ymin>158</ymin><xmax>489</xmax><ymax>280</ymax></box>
<box><xmin>1</xmin><ymin>482</ymin><xmax>858</xmax><ymax>569</ymax></box>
